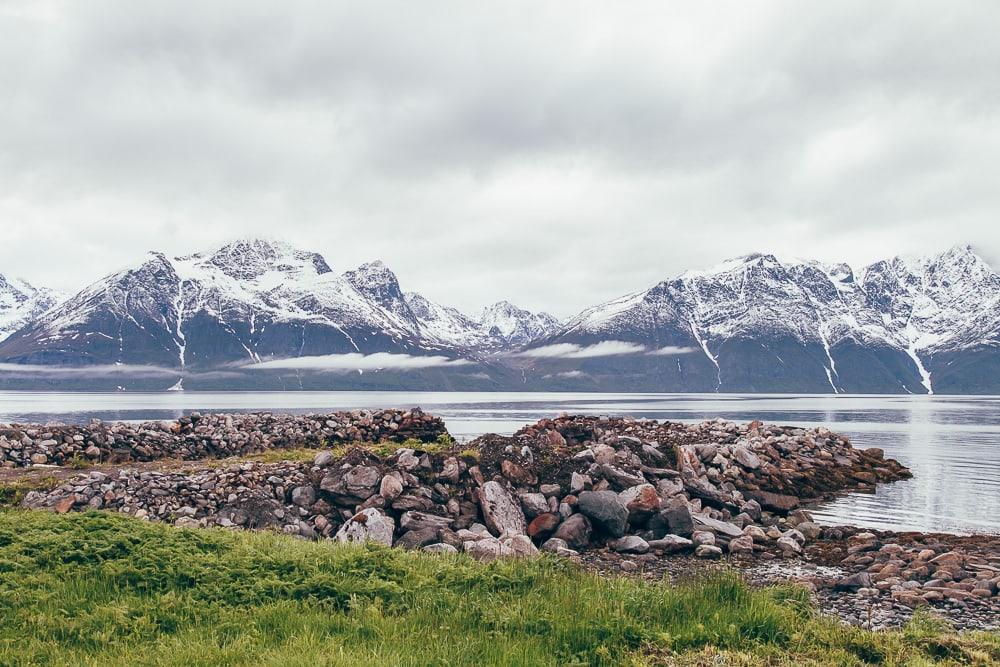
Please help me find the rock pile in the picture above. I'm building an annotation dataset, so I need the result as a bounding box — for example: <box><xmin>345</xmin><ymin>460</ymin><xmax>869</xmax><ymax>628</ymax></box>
<box><xmin>0</xmin><ymin>409</ymin><xmax>446</xmax><ymax>468</ymax></box>
<box><xmin>22</xmin><ymin>415</ymin><xmax>912</xmax><ymax>567</ymax></box>
<box><xmin>816</xmin><ymin>530</ymin><xmax>1000</xmax><ymax>613</ymax></box>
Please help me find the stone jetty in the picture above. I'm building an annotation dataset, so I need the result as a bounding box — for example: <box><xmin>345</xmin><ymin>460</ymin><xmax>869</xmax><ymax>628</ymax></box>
<box><xmin>0</xmin><ymin>409</ymin><xmax>446</xmax><ymax>467</ymax></box>
<box><xmin>20</xmin><ymin>413</ymin><xmax>909</xmax><ymax>557</ymax></box>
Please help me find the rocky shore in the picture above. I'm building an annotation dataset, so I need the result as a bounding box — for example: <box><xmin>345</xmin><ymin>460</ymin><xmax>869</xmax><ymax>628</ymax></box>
<box><xmin>13</xmin><ymin>412</ymin><xmax>1000</xmax><ymax>630</ymax></box>
<box><xmin>0</xmin><ymin>409</ymin><xmax>446</xmax><ymax>467</ymax></box>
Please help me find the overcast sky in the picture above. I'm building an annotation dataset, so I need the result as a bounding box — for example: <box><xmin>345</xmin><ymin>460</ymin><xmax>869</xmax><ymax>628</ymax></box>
<box><xmin>1</xmin><ymin>1</ymin><xmax>998</xmax><ymax>318</ymax></box>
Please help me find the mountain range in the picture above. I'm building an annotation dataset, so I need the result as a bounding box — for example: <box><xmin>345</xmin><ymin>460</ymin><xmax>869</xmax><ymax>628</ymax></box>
<box><xmin>1</xmin><ymin>239</ymin><xmax>996</xmax><ymax>393</ymax></box>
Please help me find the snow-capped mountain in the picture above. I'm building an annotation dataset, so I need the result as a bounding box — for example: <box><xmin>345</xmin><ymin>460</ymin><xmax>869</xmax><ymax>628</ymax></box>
<box><xmin>478</xmin><ymin>301</ymin><xmax>561</xmax><ymax>348</ymax></box>
<box><xmin>523</xmin><ymin>245</ymin><xmax>1000</xmax><ymax>394</ymax></box>
<box><xmin>0</xmin><ymin>239</ymin><xmax>551</xmax><ymax>386</ymax></box>
<box><xmin>0</xmin><ymin>274</ymin><xmax>63</xmax><ymax>342</ymax></box>
<box><xmin>404</xmin><ymin>291</ymin><xmax>486</xmax><ymax>349</ymax></box>
<box><xmin>2</xmin><ymin>240</ymin><xmax>997</xmax><ymax>393</ymax></box>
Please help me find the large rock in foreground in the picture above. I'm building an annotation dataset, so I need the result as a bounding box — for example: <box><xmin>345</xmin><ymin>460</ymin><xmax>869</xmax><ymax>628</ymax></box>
<box><xmin>577</xmin><ymin>491</ymin><xmax>628</xmax><ymax>537</ymax></box>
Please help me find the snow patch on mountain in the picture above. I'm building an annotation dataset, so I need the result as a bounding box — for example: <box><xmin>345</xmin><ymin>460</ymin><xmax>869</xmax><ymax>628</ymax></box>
<box><xmin>478</xmin><ymin>301</ymin><xmax>561</xmax><ymax>347</ymax></box>
<box><xmin>542</xmin><ymin>244</ymin><xmax>1000</xmax><ymax>394</ymax></box>
<box><xmin>0</xmin><ymin>275</ymin><xmax>64</xmax><ymax>341</ymax></box>
<box><xmin>0</xmin><ymin>239</ymin><xmax>560</xmax><ymax>369</ymax></box>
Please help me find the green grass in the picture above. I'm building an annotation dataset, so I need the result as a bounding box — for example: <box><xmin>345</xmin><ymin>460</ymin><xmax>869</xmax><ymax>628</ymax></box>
<box><xmin>0</xmin><ymin>511</ymin><xmax>996</xmax><ymax>666</ymax></box>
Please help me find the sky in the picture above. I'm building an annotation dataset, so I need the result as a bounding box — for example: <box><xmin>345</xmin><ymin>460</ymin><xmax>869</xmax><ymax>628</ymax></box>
<box><xmin>1</xmin><ymin>0</ymin><xmax>998</xmax><ymax>318</ymax></box>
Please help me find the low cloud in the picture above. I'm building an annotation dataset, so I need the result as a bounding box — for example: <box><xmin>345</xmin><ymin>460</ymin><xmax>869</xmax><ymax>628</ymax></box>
<box><xmin>543</xmin><ymin>370</ymin><xmax>588</xmax><ymax>379</ymax></box>
<box><xmin>0</xmin><ymin>363</ymin><xmax>178</xmax><ymax>377</ymax></box>
<box><xmin>515</xmin><ymin>340</ymin><xmax>647</xmax><ymax>359</ymax></box>
<box><xmin>245</xmin><ymin>352</ymin><xmax>471</xmax><ymax>372</ymax></box>
<box><xmin>646</xmin><ymin>346</ymin><xmax>699</xmax><ymax>355</ymax></box>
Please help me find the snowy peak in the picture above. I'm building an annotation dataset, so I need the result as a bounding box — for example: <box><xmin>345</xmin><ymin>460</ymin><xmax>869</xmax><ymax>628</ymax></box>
<box><xmin>180</xmin><ymin>238</ymin><xmax>332</xmax><ymax>282</ymax></box>
<box><xmin>343</xmin><ymin>260</ymin><xmax>404</xmax><ymax>303</ymax></box>
<box><xmin>479</xmin><ymin>300</ymin><xmax>561</xmax><ymax>347</ymax></box>
<box><xmin>0</xmin><ymin>274</ymin><xmax>63</xmax><ymax>341</ymax></box>
<box><xmin>342</xmin><ymin>260</ymin><xmax>415</xmax><ymax>324</ymax></box>
<box><xmin>404</xmin><ymin>291</ymin><xmax>484</xmax><ymax>349</ymax></box>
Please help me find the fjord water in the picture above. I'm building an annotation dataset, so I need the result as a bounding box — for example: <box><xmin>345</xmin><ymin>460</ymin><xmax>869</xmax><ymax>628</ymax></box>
<box><xmin>1</xmin><ymin>391</ymin><xmax>997</xmax><ymax>536</ymax></box>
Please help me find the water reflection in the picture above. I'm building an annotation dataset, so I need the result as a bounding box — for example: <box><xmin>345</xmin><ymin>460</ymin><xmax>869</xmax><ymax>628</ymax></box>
<box><xmin>0</xmin><ymin>391</ymin><xmax>997</xmax><ymax>535</ymax></box>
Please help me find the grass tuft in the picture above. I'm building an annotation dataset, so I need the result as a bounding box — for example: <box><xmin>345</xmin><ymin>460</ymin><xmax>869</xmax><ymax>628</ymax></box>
<box><xmin>0</xmin><ymin>510</ymin><xmax>996</xmax><ymax>665</ymax></box>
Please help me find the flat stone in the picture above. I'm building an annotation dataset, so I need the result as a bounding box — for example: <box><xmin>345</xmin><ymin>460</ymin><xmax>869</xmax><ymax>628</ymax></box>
<box><xmin>834</xmin><ymin>572</ymin><xmax>873</xmax><ymax>591</ymax></box>
<box><xmin>744</xmin><ymin>490</ymin><xmax>800</xmax><ymax>513</ymax></box>
<box><xmin>691</xmin><ymin>514</ymin><xmax>743</xmax><ymax>540</ymax></box>
<box><xmin>399</xmin><ymin>511</ymin><xmax>453</xmax><ymax>532</ymax></box>
<box><xmin>647</xmin><ymin>535</ymin><xmax>693</xmax><ymax>552</ymax></box>
<box><xmin>608</xmin><ymin>535</ymin><xmax>650</xmax><ymax>554</ymax></box>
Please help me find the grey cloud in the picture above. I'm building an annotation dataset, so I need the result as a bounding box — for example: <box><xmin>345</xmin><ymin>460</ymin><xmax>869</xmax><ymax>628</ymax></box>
<box><xmin>1</xmin><ymin>1</ymin><xmax>998</xmax><ymax>318</ymax></box>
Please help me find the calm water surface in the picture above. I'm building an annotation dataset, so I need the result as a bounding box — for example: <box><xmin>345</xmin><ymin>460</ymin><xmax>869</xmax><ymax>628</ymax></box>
<box><xmin>1</xmin><ymin>391</ymin><xmax>997</xmax><ymax>536</ymax></box>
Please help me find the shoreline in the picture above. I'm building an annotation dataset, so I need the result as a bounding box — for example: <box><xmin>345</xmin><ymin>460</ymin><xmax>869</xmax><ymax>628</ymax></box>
<box><xmin>3</xmin><ymin>410</ymin><xmax>999</xmax><ymax>632</ymax></box>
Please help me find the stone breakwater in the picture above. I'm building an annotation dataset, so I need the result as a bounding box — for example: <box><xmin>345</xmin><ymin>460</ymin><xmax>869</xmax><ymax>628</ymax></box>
<box><xmin>0</xmin><ymin>409</ymin><xmax>446</xmax><ymax>467</ymax></box>
<box><xmin>23</xmin><ymin>414</ymin><xmax>909</xmax><ymax>560</ymax></box>
<box><xmin>19</xmin><ymin>412</ymin><xmax>1000</xmax><ymax>629</ymax></box>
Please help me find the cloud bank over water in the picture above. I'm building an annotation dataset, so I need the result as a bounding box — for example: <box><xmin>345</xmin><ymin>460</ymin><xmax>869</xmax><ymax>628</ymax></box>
<box><xmin>245</xmin><ymin>352</ymin><xmax>470</xmax><ymax>372</ymax></box>
<box><xmin>0</xmin><ymin>363</ymin><xmax>178</xmax><ymax>377</ymax></box>
<box><xmin>514</xmin><ymin>341</ymin><xmax>648</xmax><ymax>359</ymax></box>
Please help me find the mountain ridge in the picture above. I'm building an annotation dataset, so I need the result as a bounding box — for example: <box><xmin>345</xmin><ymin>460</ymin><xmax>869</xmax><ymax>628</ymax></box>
<box><xmin>524</xmin><ymin>244</ymin><xmax>998</xmax><ymax>394</ymax></box>
<box><xmin>1</xmin><ymin>240</ymin><xmax>997</xmax><ymax>393</ymax></box>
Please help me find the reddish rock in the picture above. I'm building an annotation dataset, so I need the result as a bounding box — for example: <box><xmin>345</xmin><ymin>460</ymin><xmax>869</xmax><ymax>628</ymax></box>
<box><xmin>618</xmin><ymin>484</ymin><xmax>659</xmax><ymax>524</ymax></box>
<box><xmin>527</xmin><ymin>513</ymin><xmax>560</xmax><ymax>540</ymax></box>
<box><xmin>53</xmin><ymin>496</ymin><xmax>76</xmax><ymax>514</ymax></box>
<box><xmin>501</xmin><ymin>460</ymin><xmax>537</xmax><ymax>485</ymax></box>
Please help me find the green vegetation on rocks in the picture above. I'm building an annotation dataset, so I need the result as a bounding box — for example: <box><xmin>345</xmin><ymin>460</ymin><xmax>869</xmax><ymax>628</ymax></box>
<box><xmin>0</xmin><ymin>511</ymin><xmax>997</xmax><ymax>666</ymax></box>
